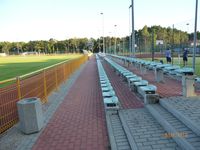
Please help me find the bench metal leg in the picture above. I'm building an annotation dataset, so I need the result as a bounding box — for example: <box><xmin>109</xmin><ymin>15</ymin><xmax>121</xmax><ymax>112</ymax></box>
<box><xmin>182</xmin><ymin>75</ymin><xmax>196</xmax><ymax>97</ymax></box>
<box><xmin>140</xmin><ymin>65</ymin><xmax>147</xmax><ymax>74</ymax></box>
<box><xmin>155</xmin><ymin>69</ymin><xmax>164</xmax><ymax>83</ymax></box>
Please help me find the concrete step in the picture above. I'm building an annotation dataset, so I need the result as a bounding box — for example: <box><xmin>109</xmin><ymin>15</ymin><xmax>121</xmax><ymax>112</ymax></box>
<box><xmin>106</xmin><ymin>111</ymin><xmax>131</xmax><ymax>150</ymax></box>
<box><xmin>119</xmin><ymin>109</ymin><xmax>180</xmax><ymax>150</ymax></box>
<box><xmin>160</xmin><ymin>98</ymin><xmax>200</xmax><ymax>137</ymax></box>
<box><xmin>146</xmin><ymin>104</ymin><xmax>200</xmax><ymax>150</ymax></box>
<box><xmin>119</xmin><ymin>111</ymin><xmax>139</xmax><ymax>150</ymax></box>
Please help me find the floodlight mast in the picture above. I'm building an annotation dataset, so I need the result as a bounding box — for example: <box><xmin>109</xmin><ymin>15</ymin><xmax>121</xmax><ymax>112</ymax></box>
<box><xmin>131</xmin><ymin>0</ymin><xmax>135</xmax><ymax>57</ymax></box>
<box><xmin>100</xmin><ymin>12</ymin><xmax>105</xmax><ymax>54</ymax></box>
<box><xmin>193</xmin><ymin>0</ymin><xmax>198</xmax><ymax>72</ymax></box>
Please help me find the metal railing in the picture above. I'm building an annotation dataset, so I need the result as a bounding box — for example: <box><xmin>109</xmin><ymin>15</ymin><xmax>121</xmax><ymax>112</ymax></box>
<box><xmin>0</xmin><ymin>55</ymin><xmax>88</xmax><ymax>133</ymax></box>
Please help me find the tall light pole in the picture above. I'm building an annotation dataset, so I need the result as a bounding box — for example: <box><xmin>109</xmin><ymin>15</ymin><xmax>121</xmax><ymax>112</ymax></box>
<box><xmin>131</xmin><ymin>0</ymin><xmax>135</xmax><ymax>57</ymax></box>
<box><xmin>193</xmin><ymin>0</ymin><xmax>198</xmax><ymax>72</ymax></box>
<box><xmin>114</xmin><ymin>25</ymin><xmax>117</xmax><ymax>55</ymax></box>
<box><xmin>109</xmin><ymin>32</ymin><xmax>112</xmax><ymax>54</ymax></box>
<box><xmin>172</xmin><ymin>24</ymin><xmax>174</xmax><ymax>65</ymax></box>
<box><xmin>100</xmin><ymin>12</ymin><xmax>105</xmax><ymax>53</ymax></box>
<box><xmin>152</xmin><ymin>30</ymin><xmax>155</xmax><ymax>61</ymax></box>
<box><xmin>99</xmin><ymin>38</ymin><xmax>100</xmax><ymax>52</ymax></box>
<box><xmin>123</xmin><ymin>37</ymin><xmax>125</xmax><ymax>56</ymax></box>
<box><xmin>186</xmin><ymin>23</ymin><xmax>189</xmax><ymax>33</ymax></box>
<box><xmin>186</xmin><ymin>23</ymin><xmax>190</xmax><ymax>48</ymax></box>
<box><xmin>129</xmin><ymin>5</ymin><xmax>132</xmax><ymax>56</ymax></box>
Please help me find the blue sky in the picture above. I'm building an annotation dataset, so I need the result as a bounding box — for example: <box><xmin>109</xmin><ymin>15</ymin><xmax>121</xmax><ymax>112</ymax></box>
<box><xmin>0</xmin><ymin>0</ymin><xmax>199</xmax><ymax>42</ymax></box>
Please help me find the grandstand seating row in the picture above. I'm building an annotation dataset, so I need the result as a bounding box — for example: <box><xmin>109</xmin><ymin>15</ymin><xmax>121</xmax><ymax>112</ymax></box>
<box><xmin>111</xmin><ymin>54</ymin><xmax>194</xmax><ymax>79</ymax></box>
<box><xmin>96</xmin><ymin>54</ymin><xmax>120</xmax><ymax>110</ymax></box>
<box><xmin>104</xmin><ymin>57</ymin><xmax>159</xmax><ymax>104</ymax></box>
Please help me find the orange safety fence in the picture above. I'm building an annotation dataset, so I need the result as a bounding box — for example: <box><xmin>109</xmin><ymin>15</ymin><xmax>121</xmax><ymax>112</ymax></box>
<box><xmin>0</xmin><ymin>55</ymin><xmax>88</xmax><ymax>133</ymax></box>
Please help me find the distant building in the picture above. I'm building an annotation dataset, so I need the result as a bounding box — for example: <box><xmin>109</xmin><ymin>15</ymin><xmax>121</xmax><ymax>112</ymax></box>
<box><xmin>0</xmin><ymin>53</ymin><xmax>6</xmax><ymax>56</ymax></box>
<box><xmin>156</xmin><ymin>40</ymin><xmax>164</xmax><ymax>45</ymax></box>
<box><xmin>21</xmin><ymin>52</ymin><xmax>38</xmax><ymax>56</ymax></box>
<box><xmin>189</xmin><ymin>40</ymin><xmax>200</xmax><ymax>46</ymax></box>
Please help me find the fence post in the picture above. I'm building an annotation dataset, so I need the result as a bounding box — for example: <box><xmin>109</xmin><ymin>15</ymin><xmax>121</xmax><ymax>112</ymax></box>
<box><xmin>66</xmin><ymin>63</ymin><xmax>69</xmax><ymax>79</ymax></box>
<box><xmin>43</xmin><ymin>70</ymin><xmax>47</xmax><ymax>103</ymax></box>
<box><xmin>72</xmin><ymin>61</ymin><xmax>75</xmax><ymax>73</ymax></box>
<box><xmin>55</xmin><ymin>67</ymin><xmax>58</xmax><ymax>90</ymax></box>
<box><xmin>16</xmin><ymin>77</ymin><xmax>22</xmax><ymax>100</ymax></box>
<box><xmin>63</xmin><ymin>63</ymin><xmax>66</xmax><ymax>81</ymax></box>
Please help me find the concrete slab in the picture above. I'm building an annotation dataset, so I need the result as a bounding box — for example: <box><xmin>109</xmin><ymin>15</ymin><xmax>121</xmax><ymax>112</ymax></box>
<box><xmin>120</xmin><ymin>108</ymin><xmax>181</xmax><ymax>150</ymax></box>
<box><xmin>160</xmin><ymin>97</ymin><xmax>200</xmax><ymax>137</ymax></box>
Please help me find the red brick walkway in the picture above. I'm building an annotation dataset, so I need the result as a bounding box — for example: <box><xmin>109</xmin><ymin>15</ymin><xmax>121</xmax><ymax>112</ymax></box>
<box><xmin>32</xmin><ymin>57</ymin><xmax>109</xmax><ymax>150</ymax></box>
<box><xmin>116</xmin><ymin>60</ymin><xmax>182</xmax><ymax>98</ymax></box>
<box><xmin>103</xmin><ymin>62</ymin><xmax>144</xmax><ymax>109</ymax></box>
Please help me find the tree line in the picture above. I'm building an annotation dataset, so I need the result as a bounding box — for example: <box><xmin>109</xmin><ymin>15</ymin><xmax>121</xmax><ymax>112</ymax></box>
<box><xmin>0</xmin><ymin>38</ymin><xmax>92</xmax><ymax>54</ymax></box>
<box><xmin>136</xmin><ymin>25</ymin><xmax>200</xmax><ymax>53</ymax></box>
<box><xmin>0</xmin><ymin>25</ymin><xmax>199</xmax><ymax>55</ymax></box>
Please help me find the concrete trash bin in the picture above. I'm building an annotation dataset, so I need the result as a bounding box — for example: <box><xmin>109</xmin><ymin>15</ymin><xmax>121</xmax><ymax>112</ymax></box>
<box><xmin>17</xmin><ymin>97</ymin><xmax>43</xmax><ymax>134</ymax></box>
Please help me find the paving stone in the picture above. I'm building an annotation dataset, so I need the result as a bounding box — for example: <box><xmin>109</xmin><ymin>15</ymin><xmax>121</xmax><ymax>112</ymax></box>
<box><xmin>107</xmin><ymin>113</ymin><xmax>131</xmax><ymax>150</ymax></box>
<box><xmin>120</xmin><ymin>108</ymin><xmax>180</xmax><ymax>149</ymax></box>
<box><xmin>118</xmin><ymin>145</ymin><xmax>131</xmax><ymax>150</ymax></box>
<box><xmin>139</xmin><ymin>145</ymin><xmax>153</xmax><ymax>150</ymax></box>
<box><xmin>116</xmin><ymin>138</ymin><xmax>129</xmax><ymax>143</ymax></box>
<box><xmin>31</xmin><ymin>56</ymin><xmax>109</xmax><ymax>150</ymax></box>
<box><xmin>149</xmin><ymin>103</ymin><xmax>200</xmax><ymax>149</ymax></box>
<box><xmin>152</xmin><ymin>144</ymin><xmax>167</xmax><ymax>149</ymax></box>
<box><xmin>135</xmin><ymin>138</ymin><xmax>148</xmax><ymax>143</ymax></box>
<box><xmin>161</xmin><ymin>97</ymin><xmax>200</xmax><ymax>129</ymax></box>
<box><xmin>143</xmin><ymin>141</ymin><xmax>157</xmax><ymax>145</ymax></box>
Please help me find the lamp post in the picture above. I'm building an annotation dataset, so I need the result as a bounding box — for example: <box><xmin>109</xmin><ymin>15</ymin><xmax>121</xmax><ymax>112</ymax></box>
<box><xmin>186</xmin><ymin>23</ymin><xmax>190</xmax><ymax>48</ymax></box>
<box><xmin>99</xmin><ymin>38</ymin><xmax>100</xmax><ymax>52</ymax></box>
<box><xmin>186</xmin><ymin>23</ymin><xmax>189</xmax><ymax>33</ymax></box>
<box><xmin>109</xmin><ymin>32</ymin><xmax>112</xmax><ymax>54</ymax></box>
<box><xmin>193</xmin><ymin>0</ymin><xmax>198</xmax><ymax>72</ymax></box>
<box><xmin>131</xmin><ymin>0</ymin><xmax>135</xmax><ymax>57</ymax></box>
<box><xmin>114</xmin><ymin>25</ymin><xmax>117</xmax><ymax>55</ymax></box>
<box><xmin>152</xmin><ymin>30</ymin><xmax>155</xmax><ymax>61</ymax></box>
<box><xmin>129</xmin><ymin>5</ymin><xmax>132</xmax><ymax>56</ymax></box>
<box><xmin>138</xmin><ymin>37</ymin><xmax>141</xmax><ymax>57</ymax></box>
<box><xmin>135</xmin><ymin>33</ymin><xmax>139</xmax><ymax>54</ymax></box>
<box><xmin>123</xmin><ymin>37</ymin><xmax>125</xmax><ymax>56</ymax></box>
<box><xmin>172</xmin><ymin>24</ymin><xmax>174</xmax><ymax>65</ymax></box>
<box><xmin>100</xmin><ymin>12</ymin><xmax>105</xmax><ymax>53</ymax></box>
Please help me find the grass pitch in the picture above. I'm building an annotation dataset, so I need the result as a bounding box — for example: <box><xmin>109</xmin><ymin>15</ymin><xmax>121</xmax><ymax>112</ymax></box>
<box><xmin>0</xmin><ymin>54</ymin><xmax>81</xmax><ymax>82</ymax></box>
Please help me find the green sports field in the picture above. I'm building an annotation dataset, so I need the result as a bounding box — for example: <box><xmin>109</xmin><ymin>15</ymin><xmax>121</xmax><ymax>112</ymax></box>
<box><xmin>0</xmin><ymin>54</ymin><xmax>81</xmax><ymax>82</ymax></box>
